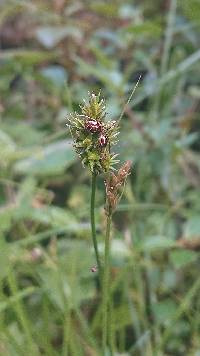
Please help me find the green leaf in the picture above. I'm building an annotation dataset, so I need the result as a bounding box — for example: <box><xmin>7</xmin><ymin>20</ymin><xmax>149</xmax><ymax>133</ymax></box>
<box><xmin>181</xmin><ymin>0</ymin><xmax>200</xmax><ymax>22</ymax></box>
<box><xmin>141</xmin><ymin>235</ymin><xmax>175</xmax><ymax>252</ymax></box>
<box><xmin>1</xmin><ymin>122</ymin><xmax>45</xmax><ymax>146</ymax></box>
<box><xmin>0</xmin><ymin>237</ymin><xmax>11</xmax><ymax>280</ymax></box>
<box><xmin>0</xmin><ymin>208</ymin><xmax>13</xmax><ymax>234</ymax></box>
<box><xmin>0</xmin><ymin>130</ymin><xmax>16</xmax><ymax>164</ymax></box>
<box><xmin>124</xmin><ymin>21</ymin><xmax>162</xmax><ymax>38</ymax></box>
<box><xmin>90</xmin><ymin>3</ymin><xmax>118</xmax><ymax>17</ymax></box>
<box><xmin>152</xmin><ymin>299</ymin><xmax>177</xmax><ymax>325</ymax></box>
<box><xmin>14</xmin><ymin>206</ymin><xmax>77</xmax><ymax>228</ymax></box>
<box><xmin>14</xmin><ymin>140</ymin><xmax>76</xmax><ymax>176</ymax></box>
<box><xmin>38</xmin><ymin>268</ymin><xmax>70</xmax><ymax>311</ymax></box>
<box><xmin>184</xmin><ymin>216</ymin><xmax>200</xmax><ymax>239</ymax></box>
<box><xmin>169</xmin><ymin>250</ymin><xmax>198</xmax><ymax>268</ymax></box>
<box><xmin>0</xmin><ymin>50</ymin><xmax>56</xmax><ymax>67</ymax></box>
<box><xmin>0</xmin><ymin>287</ymin><xmax>36</xmax><ymax>313</ymax></box>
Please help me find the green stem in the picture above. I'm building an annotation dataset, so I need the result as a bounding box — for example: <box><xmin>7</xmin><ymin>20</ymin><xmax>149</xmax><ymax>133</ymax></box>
<box><xmin>91</xmin><ymin>173</ymin><xmax>101</xmax><ymax>273</ymax></box>
<box><xmin>7</xmin><ymin>270</ymin><xmax>37</xmax><ymax>353</ymax></box>
<box><xmin>102</xmin><ymin>213</ymin><xmax>112</xmax><ymax>354</ymax></box>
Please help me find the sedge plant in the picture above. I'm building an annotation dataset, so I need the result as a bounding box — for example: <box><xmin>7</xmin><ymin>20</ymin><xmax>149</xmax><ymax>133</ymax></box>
<box><xmin>67</xmin><ymin>92</ymin><xmax>131</xmax><ymax>354</ymax></box>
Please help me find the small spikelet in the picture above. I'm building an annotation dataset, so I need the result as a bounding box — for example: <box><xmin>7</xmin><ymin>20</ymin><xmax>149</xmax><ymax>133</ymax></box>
<box><xmin>81</xmin><ymin>92</ymin><xmax>106</xmax><ymax>121</ymax></box>
<box><xmin>105</xmin><ymin>161</ymin><xmax>131</xmax><ymax>214</ymax></box>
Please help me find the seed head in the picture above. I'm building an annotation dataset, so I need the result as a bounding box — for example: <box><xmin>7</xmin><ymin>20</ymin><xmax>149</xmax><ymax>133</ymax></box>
<box><xmin>67</xmin><ymin>92</ymin><xmax>119</xmax><ymax>175</ymax></box>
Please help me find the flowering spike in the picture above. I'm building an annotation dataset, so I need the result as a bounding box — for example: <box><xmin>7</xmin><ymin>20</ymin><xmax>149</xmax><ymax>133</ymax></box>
<box><xmin>67</xmin><ymin>92</ymin><xmax>119</xmax><ymax>174</ymax></box>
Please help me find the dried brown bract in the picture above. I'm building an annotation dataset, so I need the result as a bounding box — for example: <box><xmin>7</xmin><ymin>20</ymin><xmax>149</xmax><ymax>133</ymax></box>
<box><xmin>105</xmin><ymin>160</ymin><xmax>131</xmax><ymax>215</ymax></box>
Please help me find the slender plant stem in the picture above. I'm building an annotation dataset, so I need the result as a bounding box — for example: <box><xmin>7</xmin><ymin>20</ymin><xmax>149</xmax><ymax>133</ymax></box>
<box><xmin>102</xmin><ymin>213</ymin><xmax>112</xmax><ymax>354</ymax></box>
<box><xmin>152</xmin><ymin>0</ymin><xmax>177</xmax><ymax>119</ymax></box>
<box><xmin>160</xmin><ymin>0</ymin><xmax>177</xmax><ymax>77</ymax></box>
<box><xmin>91</xmin><ymin>173</ymin><xmax>101</xmax><ymax>273</ymax></box>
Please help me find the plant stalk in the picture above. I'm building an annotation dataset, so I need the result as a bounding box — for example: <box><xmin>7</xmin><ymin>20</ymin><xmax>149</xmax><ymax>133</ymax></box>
<box><xmin>91</xmin><ymin>173</ymin><xmax>101</xmax><ymax>273</ymax></box>
<box><xmin>102</xmin><ymin>213</ymin><xmax>112</xmax><ymax>354</ymax></box>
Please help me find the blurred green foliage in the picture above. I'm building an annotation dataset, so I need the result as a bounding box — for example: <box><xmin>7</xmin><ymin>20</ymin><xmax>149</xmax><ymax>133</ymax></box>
<box><xmin>0</xmin><ymin>0</ymin><xmax>200</xmax><ymax>355</ymax></box>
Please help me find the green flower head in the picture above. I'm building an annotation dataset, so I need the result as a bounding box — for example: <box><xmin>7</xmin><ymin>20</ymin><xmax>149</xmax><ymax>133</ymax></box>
<box><xmin>67</xmin><ymin>92</ymin><xmax>119</xmax><ymax>174</ymax></box>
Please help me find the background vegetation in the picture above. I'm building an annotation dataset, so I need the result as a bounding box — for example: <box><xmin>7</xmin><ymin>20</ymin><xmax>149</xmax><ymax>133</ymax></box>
<box><xmin>0</xmin><ymin>0</ymin><xmax>200</xmax><ymax>355</ymax></box>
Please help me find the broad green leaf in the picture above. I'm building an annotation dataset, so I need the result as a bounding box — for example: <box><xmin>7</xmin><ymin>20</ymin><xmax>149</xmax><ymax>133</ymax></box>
<box><xmin>16</xmin><ymin>206</ymin><xmax>77</xmax><ymax>228</ymax></box>
<box><xmin>14</xmin><ymin>140</ymin><xmax>76</xmax><ymax>176</ymax></box>
<box><xmin>183</xmin><ymin>216</ymin><xmax>200</xmax><ymax>239</ymax></box>
<box><xmin>1</xmin><ymin>122</ymin><xmax>45</xmax><ymax>146</ymax></box>
<box><xmin>152</xmin><ymin>299</ymin><xmax>177</xmax><ymax>325</ymax></box>
<box><xmin>169</xmin><ymin>250</ymin><xmax>198</xmax><ymax>268</ymax></box>
<box><xmin>141</xmin><ymin>235</ymin><xmax>175</xmax><ymax>252</ymax></box>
